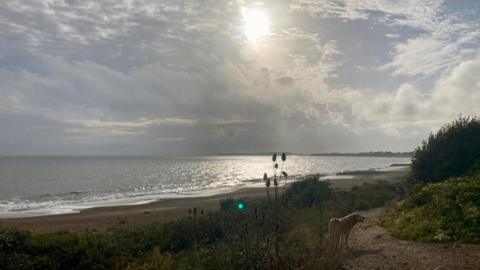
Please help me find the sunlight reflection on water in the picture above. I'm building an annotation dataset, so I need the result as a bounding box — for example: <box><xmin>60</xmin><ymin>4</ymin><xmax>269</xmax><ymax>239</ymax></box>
<box><xmin>0</xmin><ymin>155</ymin><xmax>410</xmax><ymax>217</ymax></box>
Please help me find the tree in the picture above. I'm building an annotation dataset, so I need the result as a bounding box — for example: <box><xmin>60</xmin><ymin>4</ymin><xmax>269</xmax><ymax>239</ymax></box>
<box><xmin>411</xmin><ymin>116</ymin><xmax>480</xmax><ymax>183</ymax></box>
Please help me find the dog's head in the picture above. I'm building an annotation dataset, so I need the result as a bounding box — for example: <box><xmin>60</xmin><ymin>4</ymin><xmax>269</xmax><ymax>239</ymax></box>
<box><xmin>352</xmin><ymin>213</ymin><xmax>366</xmax><ymax>222</ymax></box>
<box><xmin>329</xmin><ymin>217</ymin><xmax>341</xmax><ymax>225</ymax></box>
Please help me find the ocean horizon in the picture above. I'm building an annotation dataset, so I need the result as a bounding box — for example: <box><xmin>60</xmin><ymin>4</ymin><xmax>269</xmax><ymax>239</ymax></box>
<box><xmin>0</xmin><ymin>155</ymin><xmax>410</xmax><ymax>218</ymax></box>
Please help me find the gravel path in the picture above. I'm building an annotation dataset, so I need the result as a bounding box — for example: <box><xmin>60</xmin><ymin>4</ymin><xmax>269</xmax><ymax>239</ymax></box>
<box><xmin>342</xmin><ymin>208</ymin><xmax>480</xmax><ymax>270</ymax></box>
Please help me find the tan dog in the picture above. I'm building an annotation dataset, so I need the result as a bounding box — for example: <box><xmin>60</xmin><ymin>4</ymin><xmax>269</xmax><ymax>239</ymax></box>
<box><xmin>328</xmin><ymin>212</ymin><xmax>365</xmax><ymax>250</ymax></box>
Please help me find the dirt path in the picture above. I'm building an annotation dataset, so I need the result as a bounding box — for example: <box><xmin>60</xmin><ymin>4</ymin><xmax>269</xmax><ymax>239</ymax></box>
<box><xmin>343</xmin><ymin>208</ymin><xmax>480</xmax><ymax>270</ymax></box>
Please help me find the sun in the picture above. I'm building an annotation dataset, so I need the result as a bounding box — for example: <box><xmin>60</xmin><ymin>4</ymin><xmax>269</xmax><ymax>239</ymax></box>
<box><xmin>242</xmin><ymin>9</ymin><xmax>271</xmax><ymax>41</ymax></box>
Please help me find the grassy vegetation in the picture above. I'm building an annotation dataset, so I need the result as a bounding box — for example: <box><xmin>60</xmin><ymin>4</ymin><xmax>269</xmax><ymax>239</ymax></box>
<box><xmin>0</xmin><ymin>177</ymin><xmax>402</xmax><ymax>270</ymax></box>
<box><xmin>381</xmin><ymin>172</ymin><xmax>480</xmax><ymax>243</ymax></box>
<box><xmin>382</xmin><ymin>116</ymin><xmax>480</xmax><ymax>243</ymax></box>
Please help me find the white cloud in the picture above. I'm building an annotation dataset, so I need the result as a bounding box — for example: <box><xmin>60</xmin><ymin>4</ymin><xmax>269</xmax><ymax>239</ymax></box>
<box><xmin>290</xmin><ymin>0</ymin><xmax>444</xmax><ymax>30</ymax></box>
<box><xmin>340</xmin><ymin>56</ymin><xmax>480</xmax><ymax>138</ymax></box>
<box><xmin>1</xmin><ymin>0</ymin><xmax>479</xmax><ymax>155</ymax></box>
<box><xmin>291</xmin><ymin>0</ymin><xmax>480</xmax><ymax>77</ymax></box>
<box><xmin>430</xmin><ymin>57</ymin><xmax>480</xmax><ymax>116</ymax></box>
<box><xmin>380</xmin><ymin>37</ymin><xmax>459</xmax><ymax>76</ymax></box>
<box><xmin>385</xmin><ymin>33</ymin><xmax>400</xmax><ymax>38</ymax></box>
<box><xmin>381</xmin><ymin>22</ymin><xmax>480</xmax><ymax>77</ymax></box>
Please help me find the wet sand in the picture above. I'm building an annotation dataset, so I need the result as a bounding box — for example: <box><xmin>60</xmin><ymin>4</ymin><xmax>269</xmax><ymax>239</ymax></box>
<box><xmin>0</xmin><ymin>168</ymin><xmax>408</xmax><ymax>234</ymax></box>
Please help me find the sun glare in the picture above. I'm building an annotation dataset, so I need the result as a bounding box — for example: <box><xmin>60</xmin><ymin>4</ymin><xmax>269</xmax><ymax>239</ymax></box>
<box><xmin>242</xmin><ymin>9</ymin><xmax>270</xmax><ymax>41</ymax></box>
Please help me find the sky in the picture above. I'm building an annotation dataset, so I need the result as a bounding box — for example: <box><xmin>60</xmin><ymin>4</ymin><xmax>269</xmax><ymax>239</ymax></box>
<box><xmin>0</xmin><ymin>0</ymin><xmax>479</xmax><ymax>155</ymax></box>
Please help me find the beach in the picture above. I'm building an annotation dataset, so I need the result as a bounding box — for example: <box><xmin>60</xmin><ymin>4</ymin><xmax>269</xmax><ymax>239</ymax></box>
<box><xmin>0</xmin><ymin>168</ymin><xmax>407</xmax><ymax>233</ymax></box>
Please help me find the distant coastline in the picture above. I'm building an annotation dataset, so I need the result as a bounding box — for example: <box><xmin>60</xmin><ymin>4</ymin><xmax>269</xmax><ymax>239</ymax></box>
<box><xmin>217</xmin><ymin>151</ymin><xmax>413</xmax><ymax>157</ymax></box>
<box><xmin>311</xmin><ymin>151</ymin><xmax>413</xmax><ymax>158</ymax></box>
<box><xmin>217</xmin><ymin>152</ymin><xmax>303</xmax><ymax>156</ymax></box>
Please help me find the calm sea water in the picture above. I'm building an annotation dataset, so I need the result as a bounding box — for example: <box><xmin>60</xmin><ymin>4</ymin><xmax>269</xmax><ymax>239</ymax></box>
<box><xmin>0</xmin><ymin>155</ymin><xmax>410</xmax><ymax>218</ymax></box>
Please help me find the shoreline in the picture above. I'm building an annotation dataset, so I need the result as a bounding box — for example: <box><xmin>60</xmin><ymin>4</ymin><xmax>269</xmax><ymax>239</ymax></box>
<box><xmin>0</xmin><ymin>167</ymin><xmax>408</xmax><ymax>233</ymax></box>
<box><xmin>0</xmin><ymin>164</ymin><xmax>408</xmax><ymax>219</ymax></box>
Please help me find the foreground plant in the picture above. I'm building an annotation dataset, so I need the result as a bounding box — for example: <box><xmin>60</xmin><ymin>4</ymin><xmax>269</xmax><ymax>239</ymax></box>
<box><xmin>263</xmin><ymin>152</ymin><xmax>288</xmax><ymax>258</ymax></box>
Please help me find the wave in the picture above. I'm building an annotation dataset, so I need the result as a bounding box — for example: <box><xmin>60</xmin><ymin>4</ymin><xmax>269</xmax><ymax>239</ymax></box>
<box><xmin>0</xmin><ymin>183</ymin><xmax>248</xmax><ymax>218</ymax></box>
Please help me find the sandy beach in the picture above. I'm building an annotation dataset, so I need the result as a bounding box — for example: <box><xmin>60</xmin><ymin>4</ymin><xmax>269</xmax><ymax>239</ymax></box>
<box><xmin>0</xmin><ymin>168</ymin><xmax>407</xmax><ymax>234</ymax></box>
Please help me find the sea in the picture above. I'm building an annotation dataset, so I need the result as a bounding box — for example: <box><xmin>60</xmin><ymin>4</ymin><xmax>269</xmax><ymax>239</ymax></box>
<box><xmin>0</xmin><ymin>155</ymin><xmax>410</xmax><ymax>218</ymax></box>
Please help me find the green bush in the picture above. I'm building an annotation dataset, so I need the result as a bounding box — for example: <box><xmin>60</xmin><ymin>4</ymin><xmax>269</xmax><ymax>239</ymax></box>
<box><xmin>332</xmin><ymin>180</ymin><xmax>402</xmax><ymax>213</ymax></box>
<box><xmin>411</xmin><ymin>116</ymin><xmax>480</xmax><ymax>183</ymax></box>
<box><xmin>381</xmin><ymin>173</ymin><xmax>480</xmax><ymax>243</ymax></box>
<box><xmin>0</xmin><ymin>230</ymin><xmax>124</xmax><ymax>270</ymax></box>
<box><xmin>282</xmin><ymin>174</ymin><xmax>332</xmax><ymax>208</ymax></box>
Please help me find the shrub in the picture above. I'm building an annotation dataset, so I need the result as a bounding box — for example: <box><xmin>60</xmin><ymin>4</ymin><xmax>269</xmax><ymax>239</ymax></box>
<box><xmin>381</xmin><ymin>172</ymin><xmax>480</xmax><ymax>243</ymax></box>
<box><xmin>0</xmin><ymin>229</ymin><xmax>31</xmax><ymax>253</ymax></box>
<box><xmin>411</xmin><ymin>116</ymin><xmax>480</xmax><ymax>183</ymax></box>
<box><xmin>125</xmin><ymin>249</ymin><xmax>178</xmax><ymax>270</ymax></box>
<box><xmin>0</xmin><ymin>230</ymin><xmax>123</xmax><ymax>270</ymax></box>
<box><xmin>282</xmin><ymin>174</ymin><xmax>332</xmax><ymax>209</ymax></box>
<box><xmin>219</xmin><ymin>197</ymin><xmax>237</xmax><ymax>211</ymax></box>
<box><xmin>332</xmin><ymin>180</ymin><xmax>402</xmax><ymax>213</ymax></box>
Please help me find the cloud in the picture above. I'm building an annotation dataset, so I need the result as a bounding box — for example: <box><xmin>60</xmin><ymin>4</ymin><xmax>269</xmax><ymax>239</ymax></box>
<box><xmin>70</xmin><ymin>116</ymin><xmax>256</xmax><ymax>136</ymax></box>
<box><xmin>380</xmin><ymin>22</ymin><xmax>480</xmax><ymax>77</ymax></box>
<box><xmin>340</xmin><ymin>56</ymin><xmax>480</xmax><ymax>139</ymax></box>
<box><xmin>290</xmin><ymin>0</ymin><xmax>444</xmax><ymax>30</ymax></box>
<box><xmin>385</xmin><ymin>33</ymin><xmax>400</xmax><ymax>39</ymax></box>
<box><xmin>430</xmin><ymin>57</ymin><xmax>480</xmax><ymax>116</ymax></box>
<box><xmin>291</xmin><ymin>0</ymin><xmax>480</xmax><ymax>77</ymax></box>
<box><xmin>0</xmin><ymin>0</ymin><xmax>479</xmax><ymax>155</ymax></box>
<box><xmin>0</xmin><ymin>0</ymin><xmax>345</xmax><ymax>155</ymax></box>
